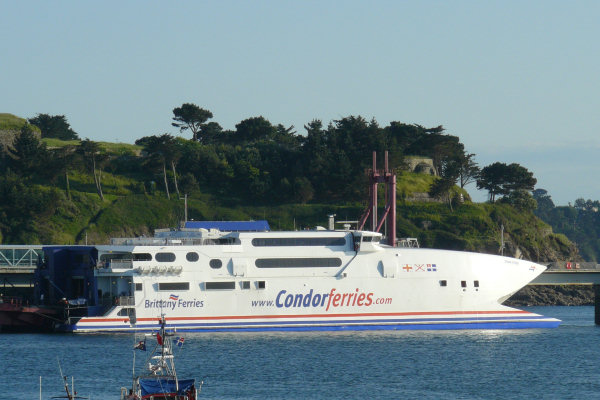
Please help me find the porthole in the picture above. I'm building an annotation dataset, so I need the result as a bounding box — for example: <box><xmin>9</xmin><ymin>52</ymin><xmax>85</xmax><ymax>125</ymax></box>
<box><xmin>210</xmin><ymin>259</ymin><xmax>222</xmax><ymax>269</ymax></box>
<box><xmin>186</xmin><ymin>252</ymin><xmax>199</xmax><ymax>262</ymax></box>
<box><xmin>156</xmin><ymin>252</ymin><xmax>176</xmax><ymax>262</ymax></box>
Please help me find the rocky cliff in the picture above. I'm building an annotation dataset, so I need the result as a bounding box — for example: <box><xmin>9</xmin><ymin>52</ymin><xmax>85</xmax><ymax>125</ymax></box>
<box><xmin>506</xmin><ymin>285</ymin><xmax>594</xmax><ymax>306</ymax></box>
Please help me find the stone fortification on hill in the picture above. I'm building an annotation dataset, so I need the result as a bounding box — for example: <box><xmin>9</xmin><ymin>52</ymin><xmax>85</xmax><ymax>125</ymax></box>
<box><xmin>404</xmin><ymin>156</ymin><xmax>437</xmax><ymax>176</ymax></box>
<box><xmin>0</xmin><ymin>129</ymin><xmax>17</xmax><ymax>151</ymax></box>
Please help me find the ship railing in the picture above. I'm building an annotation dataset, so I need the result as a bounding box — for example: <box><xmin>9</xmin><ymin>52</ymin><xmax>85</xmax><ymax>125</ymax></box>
<box><xmin>110</xmin><ymin>237</ymin><xmax>204</xmax><ymax>246</ymax></box>
<box><xmin>108</xmin><ymin>260</ymin><xmax>134</xmax><ymax>269</ymax></box>
<box><xmin>397</xmin><ymin>238</ymin><xmax>420</xmax><ymax>248</ymax></box>
<box><xmin>109</xmin><ymin>236</ymin><xmax>238</xmax><ymax>246</ymax></box>
<box><xmin>118</xmin><ymin>296</ymin><xmax>135</xmax><ymax>306</ymax></box>
<box><xmin>0</xmin><ymin>295</ymin><xmax>26</xmax><ymax>306</ymax></box>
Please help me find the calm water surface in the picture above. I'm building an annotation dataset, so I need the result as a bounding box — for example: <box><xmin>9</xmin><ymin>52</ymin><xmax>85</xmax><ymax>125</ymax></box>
<box><xmin>1</xmin><ymin>306</ymin><xmax>599</xmax><ymax>399</ymax></box>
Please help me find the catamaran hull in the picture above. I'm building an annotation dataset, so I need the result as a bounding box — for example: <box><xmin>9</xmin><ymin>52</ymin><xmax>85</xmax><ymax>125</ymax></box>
<box><xmin>71</xmin><ymin>312</ymin><xmax>560</xmax><ymax>332</ymax></box>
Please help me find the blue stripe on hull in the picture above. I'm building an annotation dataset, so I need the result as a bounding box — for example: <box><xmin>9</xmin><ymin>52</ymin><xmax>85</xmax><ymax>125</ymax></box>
<box><xmin>72</xmin><ymin>318</ymin><xmax>561</xmax><ymax>332</ymax></box>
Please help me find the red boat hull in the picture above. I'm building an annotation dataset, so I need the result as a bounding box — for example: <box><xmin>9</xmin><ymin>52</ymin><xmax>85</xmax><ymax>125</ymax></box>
<box><xmin>0</xmin><ymin>300</ymin><xmax>59</xmax><ymax>332</ymax></box>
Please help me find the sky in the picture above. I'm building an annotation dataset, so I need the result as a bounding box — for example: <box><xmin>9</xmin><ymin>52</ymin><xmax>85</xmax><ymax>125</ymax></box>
<box><xmin>1</xmin><ymin>1</ymin><xmax>599</xmax><ymax>206</ymax></box>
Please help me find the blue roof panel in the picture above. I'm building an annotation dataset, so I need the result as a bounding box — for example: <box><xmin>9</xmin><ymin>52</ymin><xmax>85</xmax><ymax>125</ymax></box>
<box><xmin>184</xmin><ymin>220</ymin><xmax>270</xmax><ymax>232</ymax></box>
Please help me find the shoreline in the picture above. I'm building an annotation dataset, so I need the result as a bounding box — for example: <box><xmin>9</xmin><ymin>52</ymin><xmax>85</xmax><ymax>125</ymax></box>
<box><xmin>505</xmin><ymin>285</ymin><xmax>594</xmax><ymax>307</ymax></box>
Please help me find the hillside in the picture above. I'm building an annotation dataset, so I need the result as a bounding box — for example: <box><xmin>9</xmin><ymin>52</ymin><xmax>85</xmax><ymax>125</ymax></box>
<box><xmin>0</xmin><ymin>172</ymin><xmax>576</xmax><ymax>263</ymax></box>
<box><xmin>0</xmin><ymin>114</ymin><xmax>578</xmax><ymax>262</ymax></box>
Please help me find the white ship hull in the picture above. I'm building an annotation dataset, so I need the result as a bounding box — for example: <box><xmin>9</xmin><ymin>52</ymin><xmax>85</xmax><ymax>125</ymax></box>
<box><xmin>67</xmin><ymin>230</ymin><xmax>559</xmax><ymax>332</ymax></box>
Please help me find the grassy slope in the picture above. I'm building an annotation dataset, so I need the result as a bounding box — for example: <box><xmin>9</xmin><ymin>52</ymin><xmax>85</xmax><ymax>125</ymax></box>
<box><xmin>42</xmin><ymin>137</ymin><xmax>142</xmax><ymax>154</ymax></box>
<box><xmin>0</xmin><ymin>113</ymin><xmax>40</xmax><ymax>132</ymax></box>
<box><xmin>0</xmin><ymin>136</ymin><xmax>576</xmax><ymax>261</ymax></box>
<box><xmin>15</xmin><ymin>179</ymin><xmax>574</xmax><ymax>262</ymax></box>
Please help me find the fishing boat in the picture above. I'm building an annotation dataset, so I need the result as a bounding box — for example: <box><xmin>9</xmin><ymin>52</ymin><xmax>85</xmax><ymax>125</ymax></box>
<box><xmin>120</xmin><ymin>315</ymin><xmax>199</xmax><ymax>400</ymax></box>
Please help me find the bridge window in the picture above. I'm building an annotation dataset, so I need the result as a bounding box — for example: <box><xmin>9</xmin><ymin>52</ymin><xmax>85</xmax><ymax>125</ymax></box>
<box><xmin>100</xmin><ymin>253</ymin><xmax>133</xmax><ymax>262</ymax></box>
<box><xmin>202</xmin><ymin>237</ymin><xmax>241</xmax><ymax>245</ymax></box>
<box><xmin>361</xmin><ymin>236</ymin><xmax>379</xmax><ymax>242</ymax></box>
<box><xmin>156</xmin><ymin>252</ymin><xmax>176</xmax><ymax>262</ymax></box>
<box><xmin>133</xmin><ymin>253</ymin><xmax>152</xmax><ymax>261</ymax></box>
<box><xmin>158</xmin><ymin>282</ymin><xmax>189</xmax><ymax>291</ymax></box>
<box><xmin>255</xmin><ymin>258</ymin><xmax>342</xmax><ymax>268</ymax></box>
<box><xmin>251</xmin><ymin>237</ymin><xmax>346</xmax><ymax>247</ymax></box>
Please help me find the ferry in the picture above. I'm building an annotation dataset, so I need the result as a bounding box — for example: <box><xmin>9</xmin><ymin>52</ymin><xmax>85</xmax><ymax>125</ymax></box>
<box><xmin>34</xmin><ymin>221</ymin><xmax>560</xmax><ymax>332</ymax></box>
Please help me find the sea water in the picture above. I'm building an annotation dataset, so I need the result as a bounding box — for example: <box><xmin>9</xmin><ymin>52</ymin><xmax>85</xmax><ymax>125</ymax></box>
<box><xmin>0</xmin><ymin>306</ymin><xmax>599</xmax><ymax>399</ymax></box>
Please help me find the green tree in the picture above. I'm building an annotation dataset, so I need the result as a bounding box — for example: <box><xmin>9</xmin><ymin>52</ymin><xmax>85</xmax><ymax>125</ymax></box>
<box><xmin>477</xmin><ymin>162</ymin><xmax>536</xmax><ymax>202</ymax></box>
<box><xmin>429</xmin><ymin>177</ymin><xmax>457</xmax><ymax>211</ymax></box>
<box><xmin>457</xmin><ymin>153</ymin><xmax>479</xmax><ymax>188</ymax></box>
<box><xmin>137</xmin><ymin>134</ymin><xmax>182</xmax><ymax>199</ymax></box>
<box><xmin>504</xmin><ymin>163</ymin><xmax>537</xmax><ymax>193</ymax></box>
<box><xmin>28</xmin><ymin>114</ymin><xmax>79</xmax><ymax>140</ymax></box>
<box><xmin>6</xmin><ymin>125</ymin><xmax>49</xmax><ymax>178</ymax></box>
<box><xmin>476</xmin><ymin>162</ymin><xmax>506</xmax><ymax>202</ymax></box>
<box><xmin>0</xmin><ymin>172</ymin><xmax>62</xmax><ymax>243</ymax></box>
<box><xmin>201</xmin><ymin>122</ymin><xmax>224</xmax><ymax>144</ymax></box>
<box><xmin>171</xmin><ymin>103</ymin><xmax>213</xmax><ymax>142</ymax></box>
<box><xmin>51</xmin><ymin>145</ymin><xmax>79</xmax><ymax>200</ymax></box>
<box><xmin>429</xmin><ymin>154</ymin><xmax>461</xmax><ymax>210</ymax></box>
<box><xmin>500</xmin><ymin>189</ymin><xmax>537</xmax><ymax>211</ymax></box>
<box><xmin>293</xmin><ymin>177</ymin><xmax>314</xmax><ymax>203</ymax></box>
<box><xmin>234</xmin><ymin>116</ymin><xmax>277</xmax><ymax>142</ymax></box>
<box><xmin>533</xmin><ymin>188</ymin><xmax>555</xmax><ymax>220</ymax></box>
<box><xmin>77</xmin><ymin>139</ymin><xmax>107</xmax><ymax>200</ymax></box>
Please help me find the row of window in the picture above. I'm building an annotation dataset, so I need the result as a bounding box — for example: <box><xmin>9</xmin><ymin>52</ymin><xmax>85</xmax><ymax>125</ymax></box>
<box><xmin>131</xmin><ymin>252</ymin><xmax>219</xmax><ymax>263</ymax></box>
<box><xmin>439</xmin><ymin>280</ymin><xmax>480</xmax><ymax>288</ymax></box>
<box><xmin>251</xmin><ymin>237</ymin><xmax>346</xmax><ymax>247</ymax></box>
<box><xmin>155</xmin><ymin>281</ymin><xmax>266</xmax><ymax>291</ymax></box>
<box><xmin>145</xmin><ymin>279</ymin><xmax>481</xmax><ymax>293</ymax></box>
<box><xmin>129</xmin><ymin>253</ymin><xmax>343</xmax><ymax>270</ymax></box>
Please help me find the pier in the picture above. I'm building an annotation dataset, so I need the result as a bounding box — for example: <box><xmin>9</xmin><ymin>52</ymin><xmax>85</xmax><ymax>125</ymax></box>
<box><xmin>0</xmin><ymin>245</ymin><xmax>42</xmax><ymax>297</ymax></box>
<box><xmin>530</xmin><ymin>262</ymin><xmax>600</xmax><ymax>324</ymax></box>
